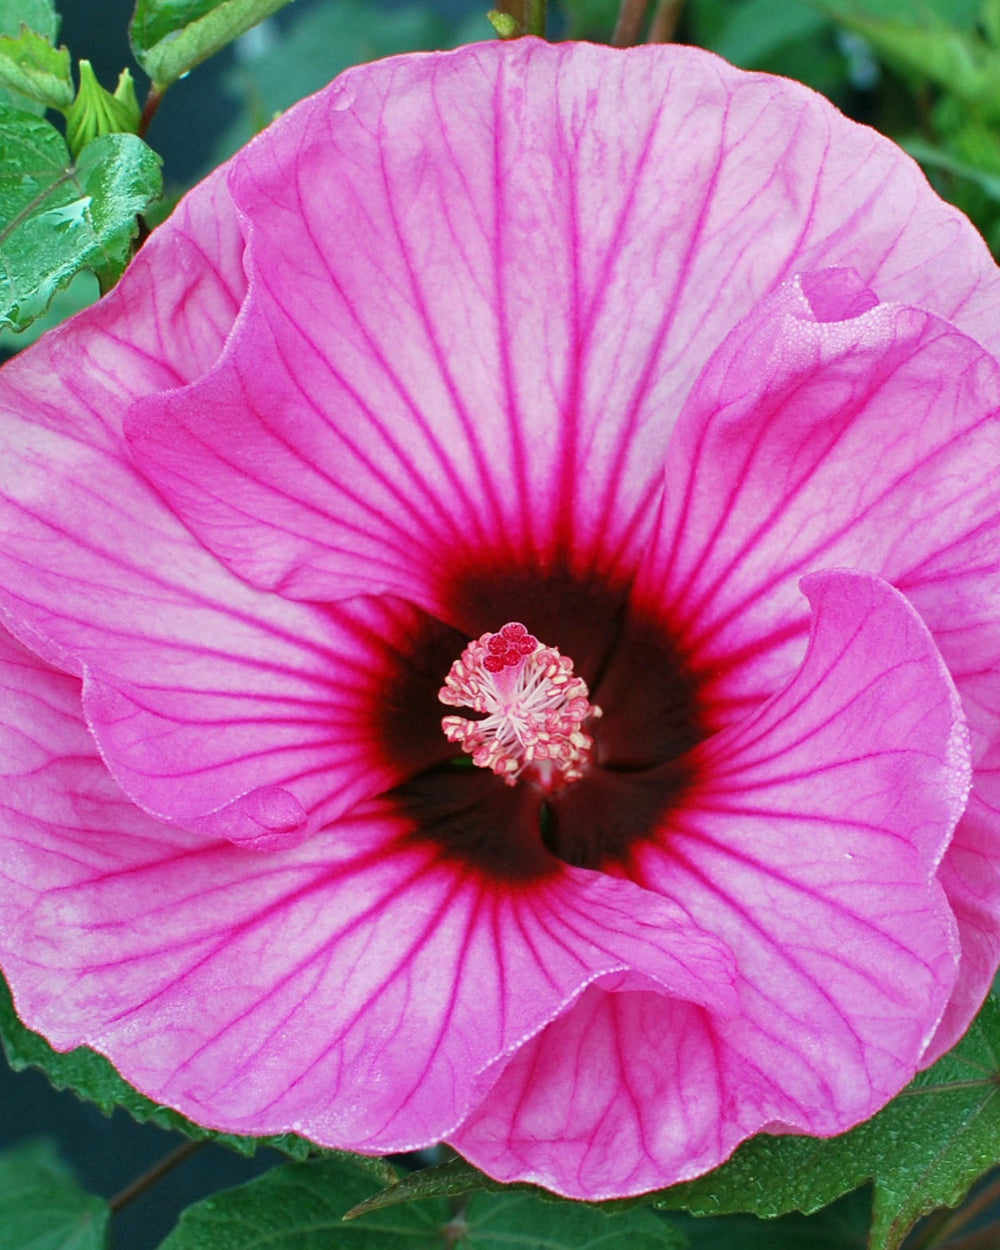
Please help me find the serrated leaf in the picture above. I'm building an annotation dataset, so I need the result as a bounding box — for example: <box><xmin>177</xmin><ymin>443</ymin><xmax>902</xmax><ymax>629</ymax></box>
<box><xmin>0</xmin><ymin>1139</ymin><xmax>109</xmax><ymax>1250</ymax></box>
<box><xmin>0</xmin><ymin>0</ymin><xmax>58</xmax><ymax>42</ymax></box>
<box><xmin>0</xmin><ymin>0</ymin><xmax>60</xmax><ymax>114</ymax></box>
<box><xmin>0</xmin><ymin>107</ymin><xmax>162</xmax><ymax>329</ymax></box>
<box><xmin>158</xmin><ymin>1155</ymin><xmax>684</xmax><ymax>1250</ymax></box>
<box><xmin>130</xmin><ymin>0</ymin><xmax>298</xmax><ymax>87</ymax></box>
<box><xmin>342</xmin><ymin>1158</ymin><xmax>513</xmax><ymax>1218</ymax></box>
<box><xmin>353</xmin><ymin>999</ymin><xmax>1000</xmax><ymax>1250</ymax></box>
<box><xmin>670</xmin><ymin>1187</ymin><xmax>871</xmax><ymax>1249</ymax></box>
<box><xmin>0</xmin><ymin>971</ymin><xmax>367</xmax><ymax>1167</ymax></box>
<box><xmin>0</xmin><ymin>26</ymin><xmax>73</xmax><ymax>110</ymax></box>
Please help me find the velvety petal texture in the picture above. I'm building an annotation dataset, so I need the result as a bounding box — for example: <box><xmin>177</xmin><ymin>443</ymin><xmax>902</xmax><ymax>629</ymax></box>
<box><xmin>639</xmin><ymin>268</ymin><xmax>1000</xmax><ymax>1062</ymax></box>
<box><xmin>126</xmin><ymin>42</ymin><xmax>1000</xmax><ymax>620</ymax></box>
<box><xmin>451</xmin><ymin>571</ymin><xmax>967</xmax><ymax>1195</ymax></box>
<box><xmin>1</xmin><ymin>37</ymin><xmax>999</xmax><ymax>1200</ymax></box>
<box><xmin>0</xmin><ymin>176</ymin><xmax>455</xmax><ymax>846</ymax></box>
<box><xmin>0</xmin><ymin>628</ymin><xmax>736</xmax><ymax>1149</ymax></box>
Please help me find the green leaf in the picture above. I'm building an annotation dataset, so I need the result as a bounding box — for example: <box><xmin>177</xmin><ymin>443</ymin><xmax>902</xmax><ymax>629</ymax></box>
<box><xmin>0</xmin><ymin>973</ymin><xmax>382</xmax><ymax>1169</ymax></box>
<box><xmin>0</xmin><ymin>268</ymin><xmax>99</xmax><ymax>350</ymax></box>
<box><xmin>460</xmin><ymin>1191</ymin><xmax>685</xmax><ymax>1250</ymax></box>
<box><xmin>711</xmin><ymin>0</ymin><xmax>827</xmax><ymax>68</ymax></box>
<box><xmin>0</xmin><ymin>0</ymin><xmax>59</xmax><ymax>42</ymax></box>
<box><xmin>905</xmin><ymin>134</ymin><xmax>1000</xmax><ymax>201</ymax></box>
<box><xmin>158</xmin><ymin>1156</ymin><xmax>450</xmax><ymax>1249</ymax></box>
<box><xmin>0</xmin><ymin>1139</ymin><xmax>109</xmax><ymax>1250</ymax></box>
<box><xmin>0</xmin><ymin>106</ymin><xmax>162</xmax><ymax>329</ymax></box>
<box><xmin>341</xmin><ymin>1158</ymin><xmax>515</xmax><ymax>1219</ymax></box>
<box><xmin>0</xmin><ymin>0</ymin><xmax>61</xmax><ymax>114</ymax></box>
<box><xmin>804</xmin><ymin>0</ymin><xmax>981</xmax><ymax>29</ymax></box>
<box><xmin>558</xmin><ymin>0</ymin><xmax>618</xmax><ymax>41</ymax></box>
<box><xmin>983</xmin><ymin>0</ymin><xmax>1000</xmax><ymax>46</ymax></box>
<box><xmin>352</xmin><ymin>998</ymin><xmax>1000</xmax><ymax>1250</ymax></box>
<box><xmin>158</xmin><ymin>1155</ymin><xmax>684</xmax><ymax>1250</ymax></box>
<box><xmin>670</xmin><ymin>1187</ymin><xmax>871</xmax><ymax>1249</ymax></box>
<box><xmin>130</xmin><ymin>0</ymin><xmax>298</xmax><ymax>87</ymax></box>
<box><xmin>0</xmin><ymin>26</ymin><xmax>73</xmax><ymax>110</ymax></box>
<box><xmin>687</xmin><ymin>0</ymin><xmax>846</xmax><ymax>98</ymax></box>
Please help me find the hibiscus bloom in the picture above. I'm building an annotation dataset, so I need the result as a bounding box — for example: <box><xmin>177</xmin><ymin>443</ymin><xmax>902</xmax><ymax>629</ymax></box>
<box><xmin>1</xmin><ymin>38</ymin><xmax>1000</xmax><ymax>1200</ymax></box>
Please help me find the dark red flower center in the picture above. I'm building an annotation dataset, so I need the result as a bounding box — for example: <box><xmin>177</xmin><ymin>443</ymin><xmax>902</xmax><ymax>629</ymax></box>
<box><xmin>373</xmin><ymin>559</ymin><xmax>715</xmax><ymax>882</ymax></box>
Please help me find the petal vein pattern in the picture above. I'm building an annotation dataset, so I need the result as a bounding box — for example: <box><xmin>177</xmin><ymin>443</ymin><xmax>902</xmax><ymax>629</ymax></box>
<box><xmin>640</xmin><ymin>269</ymin><xmax>1000</xmax><ymax>1058</ymax></box>
<box><xmin>127</xmin><ymin>45</ymin><xmax>1000</xmax><ymax>617</ymax></box>
<box><xmin>0</xmin><ymin>180</ymin><xmax>455</xmax><ymax>843</ymax></box>
<box><xmin>452</xmin><ymin>571</ymin><xmax>968</xmax><ymax>1197</ymax></box>
<box><xmin>1</xmin><ymin>37</ymin><xmax>999</xmax><ymax>1202</ymax></box>
<box><xmin>0</xmin><ymin>628</ymin><xmax>734</xmax><ymax>1149</ymax></box>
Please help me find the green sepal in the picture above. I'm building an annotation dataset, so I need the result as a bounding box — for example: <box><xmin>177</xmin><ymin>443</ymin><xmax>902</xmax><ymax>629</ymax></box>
<box><xmin>64</xmin><ymin>62</ymin><xmax>141</xmax><ymax>158</ymax></box>
<box><xmin>0</xmin><ymin>25</ymin><xmax>73</xmax><ymax>111</ymax></box>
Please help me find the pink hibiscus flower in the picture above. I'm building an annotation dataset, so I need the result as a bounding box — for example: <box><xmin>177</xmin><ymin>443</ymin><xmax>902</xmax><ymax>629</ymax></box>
<box><xmin>1</xmin><ymin>38</ymin><xmax>999</xmax><ymax>1200</ymax></box>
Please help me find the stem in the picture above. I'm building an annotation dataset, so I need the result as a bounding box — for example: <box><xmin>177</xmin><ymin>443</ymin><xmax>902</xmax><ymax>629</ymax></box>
<box><xmin>109</xmin><ymin>1139</ymin><xmax>205</xmax><ymax>1213</ymax></box>
<box><xmin>524</xmin><ymin>0</ymin><xmax>546</xmax><ymax>37</ymax></box>
<box><xmin>611</xmin><ymin>0</ymin><xmax>652</xmax><ymax>46</ymax></box>
<box><xmin>646</xmin><ymin>0</ymin><xmax>684</xmax><ymax>42</ymax></box>
<box><xmin>137</xmin><ymin>84</ymin><xmax>165</xmax><ymax>139</ymax></box>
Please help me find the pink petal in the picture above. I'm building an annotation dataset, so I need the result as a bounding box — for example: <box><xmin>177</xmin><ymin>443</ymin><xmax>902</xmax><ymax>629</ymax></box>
<box><xmin>901</xmin><ymin>557</ymin><xmax>1000</xmax><ymax>1060</ymax></box>
<box><xmin>640</xmin><ymin>268</ymin><xmax>1000</xmax><ymax>1057</ymax></box>
<box><xmin>0</xmin><ymin>186</ymin><xmax>448</xmax><ymax>847</ymax></box>
<box><xmin>0</xmin><ymin>624</ymin><xmax>734</xmax><ymax>1149</ymax></box>
<box><xmin>923</xmin><ymin>784</ymin><xmax>1000</xmax><ymax>1062</ymax></box>
<box><xmin>126</xmin><ymin>41</ymin><xmax>1000</xmax><ymax>618</ymax></box>
<box><xmin>451</xmin><ymin>570</ymin><xmax>967</xmax><ymax>1197</ymax></box>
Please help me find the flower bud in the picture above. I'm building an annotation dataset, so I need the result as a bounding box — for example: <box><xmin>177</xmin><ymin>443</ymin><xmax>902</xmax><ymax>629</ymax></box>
<box><xmin>64</xmin><ymin>62</ymin><xmax>141</xmax><ymax>157</ymax></box>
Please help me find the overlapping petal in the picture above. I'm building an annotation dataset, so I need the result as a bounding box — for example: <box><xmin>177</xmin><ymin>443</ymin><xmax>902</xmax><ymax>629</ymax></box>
<box><xmin>451</xmin><ymin>570</ymin><xmax>967</xmax><ymax>1196</ymax></box>
<box><xmin>125</xmin><ymin>41</ymin><xmax>1000</xmax><ymax>619</ymax></box>
<box><xmin>0</xmin><ymin>625</ymin><xmax>735</xmax><ymax>1148</ymax></box>
<box><xmin>0</xmin><ymin>37</ymin><xmax>997</xmax><ymax>1200</ymax></box>
<box><xmin>639</xmin><ymin>268</ymin><xmax>1000</xmax><ymax>1058</ymax></box>
<box><xmin>0</xmin><ymin>176</ymin><xmax>453</xmax><ymax>846</ymax></box>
